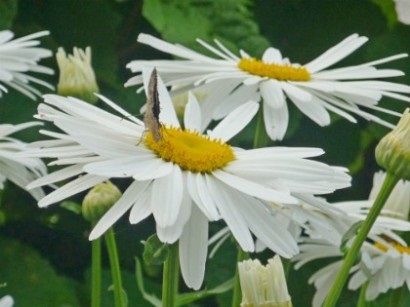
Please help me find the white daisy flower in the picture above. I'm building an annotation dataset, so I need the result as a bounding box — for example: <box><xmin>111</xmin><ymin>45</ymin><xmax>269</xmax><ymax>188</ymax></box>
<box><xmin>0</xmin><ymin>30</ymin><xmax>54</xmax><ymax>100</ymax></box>
<box><xmin>0</xmin><ymin>295</ymin><xmax>14</xmax><ymax>307</ymax></box>
<box><xmin>394</xmin><ymin>0</ymin><xmax>410</xmax><ymax>24</ymax></box>
<box><xmin>293</xmin><ymin>172</ymin><xmax>410</xmax><ymax>306</ymax></box>
<box><xmin>126</xmin><ymin>33</ymin><xmax>410</xmax><ymax>140</ymax></box>
<box><xmin>25</xmin><ymin>69</ymin><xmax>350</xmax><ymax>289</ymax></box>
<box><xmin>294</xmin><ymin>236</ymin><xmax>410</xmax><ymax>306</ymax></box>
<box><xmin>0</xmin><ymin>122</ymin><xmax>46</xmax><ymax>200</ymax></box>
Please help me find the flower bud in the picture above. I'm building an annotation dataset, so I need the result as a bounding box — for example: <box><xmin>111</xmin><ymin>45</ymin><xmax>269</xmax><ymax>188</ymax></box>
<box><xmin>239</xmin><ymin>256</ymin><xmax>292</xmax><ymax>307</ymax></box>
<box><xmin>56</xmin><ymin>47</ymin><xmax>99</xmax><ymax>104</ymax></box>
<box><xmin>82</xmin><ymin>181</ymin><xmax>121</xmax><ymax>223</ymax></box>
<box><xmin>376</xmin><ymin>108</ymin><xmax>410</xmax><ymax>181</ymax></box>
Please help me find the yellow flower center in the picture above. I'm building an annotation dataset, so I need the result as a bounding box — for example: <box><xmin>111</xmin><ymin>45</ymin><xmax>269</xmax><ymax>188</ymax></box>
<box><xmin>144</xmin><ymin>126</ymin><xmax>235</xmax><ymax>173</ymax></box>
<box><xmin>374</xmin><ymin>241</ymin><xmax>410</xmax><ymax>255</ymax></box>
<box><xmin>237</xmin><ymin>58</ymin><xmax>311</xmax><ymax>81</ymax></box>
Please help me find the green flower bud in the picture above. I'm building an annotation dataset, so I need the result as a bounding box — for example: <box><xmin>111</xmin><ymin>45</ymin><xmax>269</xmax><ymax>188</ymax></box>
<box><xmin>376</xmin><ymin>108</ymin><xmax>410</xmax><ymax>181</ymax></box>
<box><xmin>82</xmin><ymin>181</ymin><xmax>122</xmax><ymax>223</ymax></box>
<box><xmin>56</xmin><ymin>47</ymin><xmax>99</xmax><ymax>104</ymax></box>
<box><xmin>239</xmin><ymin>256</ymin><xmax>292</xmax><ymax>307</ymax></box>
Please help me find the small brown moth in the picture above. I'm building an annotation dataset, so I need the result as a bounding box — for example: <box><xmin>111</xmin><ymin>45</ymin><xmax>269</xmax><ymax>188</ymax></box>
<box><xmin>144</xmin><ymin>68</ymin><xmax>162</xmax><ymax>142</ymax></box>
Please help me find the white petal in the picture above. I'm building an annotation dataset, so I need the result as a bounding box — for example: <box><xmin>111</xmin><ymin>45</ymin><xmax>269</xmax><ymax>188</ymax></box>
<box><xmin>305</xmin><ymin>34</ymin><xmax>368</xmax><ymax>73</ymax></box>
<box><xmin>262</xmin><ymin>47</ymin><xmax>283</xmax><ymax>63</ymax></box>
<box><xmin>260</xmin><ymin>79</ymin><xmax>286</xmax><ymax>108</ymax></box>
<box><xmin>129</xmin><ymin>183</ymin><xmax>152</xmax><ymax>224</ymax></box>
<box><xmin>89</xmin><ymin>180</ymin><xmax>150</xmax><ymax>240</ymax></box>
<box><xmin>38</xmin><ymin>174</ymin><xmax>106</xmax><ymax>207</ymax></box>
<box><xmin>156</xmin><ymin>190</ymin><xmax>192</xmax><ymax>243</ymax></box>
<box><xmin>234</xmin><ymin>193</ymin><xmax>299</xmax><ymax>257</ymax></box>
<box><xmin>208</xmin><ymin>100</ymin><xmax>259</xmax><ymax>142</ymax></box>
<box><xmin>184</xmin><ymin>92</ymin><xmax>201</xmax><ymax>131</ymax></box>
<box><xmin>213</xmin><ymin>170</ymin><xmax>298</xmax><ymax>204</ymax></box>
<box><xmin>186</xmin><ymin>172</ymin><xmax>220</xmax><ymax>221</ymax></box>
<box><xmin>206</xmin><ymin>175</ymin><xmax>254</xmax><ymax>251</ymax></box>
<box><xmin>290</xmin><ymin>93</ymin><xmax>331</xmax><ymax>126</ymax></box>
<box><xmin>263</xmin><ymin>101</ymin><xmax>289</xmax><ymax>141</ymax></box>
<box><xmin>151</xmin><ymin>165</ymin><xmax>183</xmax><ymax>227</ymax></box>
<box><xmin>179</xmin><ymin>205</ymin><xmax>208</xmax><ymax>290</ymax></box>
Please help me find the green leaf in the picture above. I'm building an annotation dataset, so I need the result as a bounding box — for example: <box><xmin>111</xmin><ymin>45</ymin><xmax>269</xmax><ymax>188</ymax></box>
<box><xmin>60</xmin><ymin>201</ymin><xmax>82</xmax><ymax>215</ymax></box>
<box><xmin>0</xmin><ymin>0</ymin><xmax>17</xmax><ymax>30</ymax></box>
<box><xmin>142</xmin><ymin>234</ymin><xmax>169</xmax><ymax>266</ymax></box>
<box><xmin>177</xmin><ymin>278</ymin><xmax>233</xmax><ymax>305</ymax></box>
<box><xmin>0</xmin><ymin>235</ymin><xmax>80</xmax><ymax>306</ymax></box>
<box><xmin>142</xmin><ymin>0</ymin><xmax>270</xmax><ymax>56</ymax></box>
<box><xmin>135</xmin><ymin>257</ymin><xmax>161</xmax><ymax>307</ymax></box>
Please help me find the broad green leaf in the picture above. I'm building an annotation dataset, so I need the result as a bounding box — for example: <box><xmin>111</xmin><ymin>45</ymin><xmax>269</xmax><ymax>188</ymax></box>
<box><xmin>0</xmin><ymin>236</ymin><xmax>80</xmax><ymax>306</ymax></box>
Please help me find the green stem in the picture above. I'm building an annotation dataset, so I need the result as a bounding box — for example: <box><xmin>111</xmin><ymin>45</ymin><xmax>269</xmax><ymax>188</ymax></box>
<box><xmin>388</xmin><ymin>286</ymin><xmax>403</xmax><ymax>307</ymax></box>
<box><xmin>323</xmin><ymin>172</ymin><xmax>399</xmax><ymax>307</ymax></box>
<box><xmin>91</xmin><ymin>236</ymin><xmax>102</xmax><ymax>307</ymax></box>
<box><xmin>162</xmin><ymin>243</ymin><xmax>179</xmax><ymax>307</ymax></box>
<box><xmin>104</xmin><ymin>228</ymin><xmax>125</xmax><ymax>307</ymax></box>
<box><xmin>253</xmin><ymin>107</ymin><xmax>270</xmax><ymax>148</ymax></box>
<box><xmin>357</xmin><ymin>282</ymin><xmax>368</xmax><ymax>307</ymax></box>
<box><xmin>231</xmin><ymin>248</ymin><xmax>249</xmax><ymax>307</ymax></box>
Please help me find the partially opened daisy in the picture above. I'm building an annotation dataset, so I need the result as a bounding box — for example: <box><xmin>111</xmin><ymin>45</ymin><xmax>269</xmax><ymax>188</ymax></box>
<box><xmin>294</xmin><ymin>236</ymin><xmax>410</xmax><ymax>306</ymax></box>
<box><xmin>26</xmin><ymin>68</ymin><xmax>350</xmax><ymax>289</ymax></box>
<box><xmin>0</xmin><ymin>30</ymin><xmax>53</xmax><ymax>100</ymax></box>
<box><xmin>293</xmin><ymin>171</ymin><xmax>410</xmax><ymax>306</ymax></box>
<box><xmin>0</xmin><ymin>122</ymin><xmax>46</xmax><ymax>200</ymax></box>
<box><xmin>126</xmin><ymin>33</ymin><xmax>410</xmax><ymax>140</ymax></box>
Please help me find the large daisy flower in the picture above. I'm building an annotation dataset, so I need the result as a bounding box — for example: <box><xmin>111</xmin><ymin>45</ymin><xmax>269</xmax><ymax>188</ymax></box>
<box><xmin>25</xmin><ymin>69</ymin><xmax>350</xmax><ymax>289</ymax></box>
<box><xmin>126</xmin><ymin>33</ymin><xmax>410</xmax><ymax>140</ymax></box>
<box><xmin>0</xmin><ymin>30</ymin><xmax>54</xmax><ymax>100</ymax></box>
<box><xmin>0</xmin><ymin>122</ymin><xmax>46</xmax><ymax>200</ymax></box>
<box><xmin>293</xmin><ymin>172</ymin><xmax>410</xmax><ymax>306</ymax></box>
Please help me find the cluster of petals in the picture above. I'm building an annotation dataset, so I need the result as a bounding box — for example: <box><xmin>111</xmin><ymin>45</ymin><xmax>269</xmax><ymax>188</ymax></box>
<box><xmin>292</xmin><ymin>172</ymin><xmax>410</xmax><ymax>306</ymax></box>
<box><xmin>0</xmin><ymin>122</ymin><xmax>46</xmax><ymax>200</ymax></box>
<box><xmin>0</xmin><ymin>30</ymin><xmax>53</xmax><ymax>100</ymax></box>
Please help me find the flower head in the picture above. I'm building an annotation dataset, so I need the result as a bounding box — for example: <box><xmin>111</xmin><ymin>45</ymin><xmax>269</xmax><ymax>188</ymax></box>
<box><xmin>394</xmin><ymin>0</ymin><xmax>410</xmax><ymax>24</ymax></box>
<box><xmin>376</xmin><ymin>108</ymin><xmax>410</xmax><ymax>180</ymax></box>
<box><xmin>0</xmin><ymin>30</ymin><xmax>53</xmax><ymax>100</ymax></box>
<box><xmin>126</xmin><ymin>33</ymin><xmax>410</xmax><ymax>140</ymax></box>
<box><xmin>293</xmin><ymin>170</ymin><xmax>410</xmax><ymax>306</ymax></box>
<box><xmin>239</xmin><ymin>256</ymin><xmax>292</xmax><ymax>307</ymax></box>
<box><xmin>0</xmin><ymin>122</ymin><xmax>46</xmax><ymax>200</ymax></box>
<box><xmin>56</xmin><ymin>47</ymin><xmax>99</xmax><ymax>104</ymax></box>
<box><xmin>82</xmin><ymin>181</ymin><xmax>122</xmax><ymax>223</ymax></box>
<box><xmin>0</xmin><ymin>295</ymin><xmax>14</xmax><ymax>307</ymax></box>
<box><xmin>25</xmin><ymin>69</ymin><xmax>350</xmax><ymax>289</ymax></box>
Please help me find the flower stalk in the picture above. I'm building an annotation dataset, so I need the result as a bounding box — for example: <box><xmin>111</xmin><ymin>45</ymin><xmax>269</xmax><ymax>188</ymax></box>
<box><xmin>105</xmin><ymin>228</ymin><xmax>126</xmax><ymax>307</ymax></box>
<box><xmin>91</xmin><ymin>235</ymin><xmax>102</xmax><ymax>307</ymax></box>
<box><xmin>162</xmin><ymin>243</ymin><xmax>179</xmax><ymax>307</ymax></box>
<box><xmin>323</xmin><ymin>172</ymin><xmax>399</xmax><ymax>307</ymax></box>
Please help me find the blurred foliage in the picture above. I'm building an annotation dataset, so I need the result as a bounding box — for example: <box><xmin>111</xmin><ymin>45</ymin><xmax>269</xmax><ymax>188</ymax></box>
<box><xmin>0</xmin><ymin>0</ymin><xmax>409</xmax><ymax>306</ymax></box>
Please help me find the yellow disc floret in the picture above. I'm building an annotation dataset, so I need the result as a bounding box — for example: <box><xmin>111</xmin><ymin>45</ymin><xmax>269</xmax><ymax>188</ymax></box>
<box><xmin>238</xmin><ymin>58</ymin><xmax>311</xmax><ymax>81</ymax></box>
<box><xmin>144</xmin><ymin>126</ymin><xmax>235</xmax><ymax>173</ymax></box>
<box><xmin>374</xmin><ymin>241</ymin><xmax>410</xmax><ymax>255</ymax></box>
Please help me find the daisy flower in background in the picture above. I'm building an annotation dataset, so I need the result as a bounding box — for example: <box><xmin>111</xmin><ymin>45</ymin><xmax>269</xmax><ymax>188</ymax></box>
<box><xmin>24</xmin><ymin>68</ymin><xmax>350</xmax><ymax>289</ymax></box>
<box><xmin>292</xmin><ymin>171</ymin><xmax>410</xmax><ymax>306</ymax></box>
<box><xmin>394</xmin><ymin>0</ymin><xmax>410</xmax><ymax>25</ymax></box>
<box><xmin>126</xmin><ymin>33</ymin><xmax>410</xmax><ymax>140</ymax></box>
<box><xmin>0</xmin><ymin>122</ymin><xmax>46</xmax><ymax>200</ymax></box>
<box><xmin>0</xmin><ymin>30</ymin><xmax>53</xmax><ymax>100</ymax></box>
<box><xmin>0</xmin><ymin>295</ymin><xmax>14</xmax><ymax>307</ymax></box>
